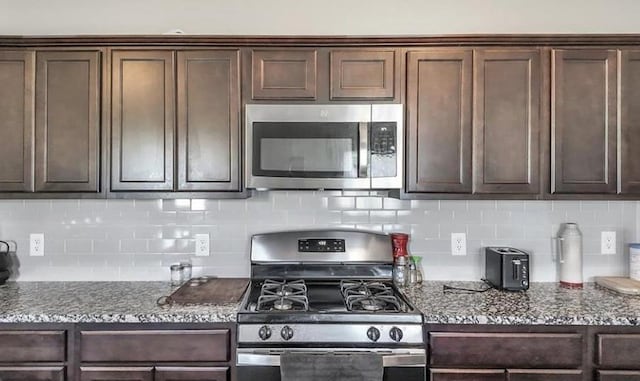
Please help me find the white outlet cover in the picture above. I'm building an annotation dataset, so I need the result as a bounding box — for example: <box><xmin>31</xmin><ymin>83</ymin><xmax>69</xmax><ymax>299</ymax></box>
<box><xmin>29</xmin><ymin>233</ymin><xmax>45</xmax><ymax>257</ymax></box>
<box><xmin>195</xmin><ymin>233</ymin><xmax>210</xmax><ymax>257</ymax></box>
<box><xmin>601</xmin><ymin>231</ymin><xmax>616</xmax><ymax>255</ymax></box>
<box><xmin>451</xmin><ymin>233</ymin><xmax>467</xmax><ymax>256</ymax></box>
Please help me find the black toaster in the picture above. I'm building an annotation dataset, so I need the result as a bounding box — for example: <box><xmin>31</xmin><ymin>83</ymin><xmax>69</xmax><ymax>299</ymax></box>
<box><xmin>484</xmin><ymin>247</ymin><xmax>529</xmax><ymax>291</ymax></box>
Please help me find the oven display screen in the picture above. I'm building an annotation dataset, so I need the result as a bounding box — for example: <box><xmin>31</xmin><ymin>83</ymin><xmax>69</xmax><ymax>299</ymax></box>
<box><xmin>298</xmin><ymin>239</ymin><xmax>345</xmax><ymax>252</ymax></box>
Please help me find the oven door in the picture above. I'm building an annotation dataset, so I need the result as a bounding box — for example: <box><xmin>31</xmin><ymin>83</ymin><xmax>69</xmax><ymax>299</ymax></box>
<box><xmin>236</xmin><ymin>347</ymin><xmax>426</xmax><ymax>381</ymax></box>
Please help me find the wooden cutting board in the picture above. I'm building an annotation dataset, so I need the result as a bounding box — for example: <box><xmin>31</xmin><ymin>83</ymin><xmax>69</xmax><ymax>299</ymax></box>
<box><xmin>595</xmin><ymin>276</ymin><xmax>640</xmax><ymax>295</ymax></box>
<box><xmin>165</xmin><ymin>278</ymin><xmax>250</xmax><ymax>305</ymax></box>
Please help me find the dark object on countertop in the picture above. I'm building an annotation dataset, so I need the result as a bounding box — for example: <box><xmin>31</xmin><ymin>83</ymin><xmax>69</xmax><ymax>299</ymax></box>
<box><xmin>281</xmin><ymin>352</ymin><xmax>383</xmax><ymax>381</ymax></box>
<box><xmin>158</xmin><ymin>277</ymin><xmax>249</xmax><ymax>306</ymax></box>
<box><xmin>485</xmin><ymin>247</ymin><xmax>530</xmax><ymax>291</ymax></box>
<box><xmin>0</xmin><ymin>241</ymin><xmax>10</xmax><ymax>285</ymax></box>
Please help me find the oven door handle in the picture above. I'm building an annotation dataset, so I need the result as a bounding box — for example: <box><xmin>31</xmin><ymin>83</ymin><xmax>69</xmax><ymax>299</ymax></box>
<box><xmin>358</xmin><ymin>122</ymin><xmax>369</xmax><ymax>178</ymax></box>
<box><xmin>237</xmin><ymin>352</ymin><xmax>426</xmax><ymax>368</ymax></box>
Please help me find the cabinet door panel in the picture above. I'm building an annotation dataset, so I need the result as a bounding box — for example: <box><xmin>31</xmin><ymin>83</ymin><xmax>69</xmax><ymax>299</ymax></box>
<box><xmin>430</xmin><ymin>369</ymin><xmax>505</xmax><ymax>381</ymax></box>
<box><xmin>0</xmin><ymin>367</ymin><xmax>65</xmax><ymax>381</ymax></box>
<box><xmin>252</xmin><ymin>50</ymin><xmax>317</xmax><ymax>99</ymax></box>
<box><xmin>507</xmin><ymin>369</ymin><xmax>582</xmax><ymax>381</ymax></box>
<box><xmin>406</xmin><ymin>50</ymin><xmax>473</xmax><ymax>193</ymax></box>
<box><xmin>620</xmin><ymin>50</ymin><xmax>640</xmax><ymax>193</ymax></box>
<box><xmin>597</xmin><ymin>334</ymin><xmax>640</xmax><ymax>369</ymax></box>
<box><xmin>35</xmin><ymin>51</ymin><xmax>100</xmax><ymax>192</ymax></box>
<box><xmin>111</xmin><ymin>50</ymin><xmax>174</xmax><ymax>191</ymax></box>
<box><xmin>0</xmin><ymin>51</ymin><xmax>34</xmax><ymax>192</ymax></box>
<box><xmin>552</xmin><ymin>49</ymin><xmax>617</xmax><ymax>193</ymax></box>
<box><xmin>474</xmin><ymin>50</ymin><xmax>540</xmax><ymax>194</ymax></box>
<box><xmin>155</xmin><ymin>367</ymin><xmax>229</xmax><ymax>381</ymax></box>
<box><xmin>330</xmin><ymin>50</ymin><xmax>396</xmax><ymax>99</ymax></box>
<box><xmin>599</xmin><ymin>370</ymin><xmax>640</xmax><ymax>381</ymax></box>
<box><xmin>177</xmin><ymin>50</ymin><xmax>240</xmax><ymax>191</ymax></box>
<box><xmin>0</xmin><ymin>330</ymin><xmax>66</xmax><ymax>362</ymax></box>
<box><xmin>80</xmin><ymin>367</ymin><xmax>153</xmax><ymax>381</ymax></box>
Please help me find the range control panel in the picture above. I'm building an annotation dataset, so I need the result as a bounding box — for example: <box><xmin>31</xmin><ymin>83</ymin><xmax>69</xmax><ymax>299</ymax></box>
<box><xmin>298</xmin><ymin>238</ymin><xmax>345</xmax><ymax>252</ymax></box>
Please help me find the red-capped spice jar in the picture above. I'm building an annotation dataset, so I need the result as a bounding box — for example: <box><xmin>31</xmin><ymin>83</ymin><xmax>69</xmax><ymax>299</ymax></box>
<box><xmin>390</xmin><ymin>233</ymin><xmax>409</xmax><ymax>258</ymax></box>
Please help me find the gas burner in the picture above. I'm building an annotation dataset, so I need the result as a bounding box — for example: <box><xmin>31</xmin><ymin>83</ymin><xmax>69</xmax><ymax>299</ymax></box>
<box><xmin>257</xmin><ymin>279</ymin><xmax>309</xmax><ymax>312</ymax></box>
<box><xmin>341</xmin><ymin>280</ymin><xmax>403</xmax><ymax>312</ymax></box>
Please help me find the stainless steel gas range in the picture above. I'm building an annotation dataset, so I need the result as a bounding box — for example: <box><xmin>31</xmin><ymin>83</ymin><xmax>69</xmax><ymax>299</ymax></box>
<box><xmin>236</xmin><ymin>229</ymin><xmax>426</xmax><ymax>381</ymax></box>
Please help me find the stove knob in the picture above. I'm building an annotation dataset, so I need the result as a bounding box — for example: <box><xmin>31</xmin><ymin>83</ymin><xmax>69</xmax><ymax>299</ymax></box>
<box><xmin>258</xmin><ymin>325</ymin><xmax>272</xmax><ymax>341</ymax></box>
<box><xmin>281</xmin><ymin>325</ymin><xmax>294</xmax><ymax>341</ymax></box>
<box><xmin>389</xmin><ymin>327</ymin><xmax>403</xmax><ymax>342</ymax></box>
<box><xmin>367</xmin><ymin>327</ymin><xmax>381</xmax><ymax>342</ymax></box>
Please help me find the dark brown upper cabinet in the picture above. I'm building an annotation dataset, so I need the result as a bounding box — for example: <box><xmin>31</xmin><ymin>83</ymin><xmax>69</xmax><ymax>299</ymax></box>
<box><xmin>251</xmin><ymin>50</ymin><xmax>317</xmax><ymax>100</ymax></box>
<box><xmin>620</xmin><ymin>50</ymin><xmax>640</xmax><ymax>194</ymax></box>
<box><xmin>0</xmin><ymin>51</ymin><xmax>34</xmax><ymax>192</ymax></box>
<box><xmin>35</xmin><ymin>51</ymin><xmax>101</xmax><ymax>193</ymax></box>
<box><xmin>177</xmin><ymin>50</ymin><xmax>240</xmax><ymax>192</ymax></box>
<box><xmin>551</xmin><ymin>49</ymin><xmax>617</xmax><ymax>194</ymax></box>
<box><xmin>111</xmin><ymin>50</ymin><xmax>175</xmax><ymax>191</ymax></box>
<box><xmin>406</xmin><ymin>49</ymin><xmax>473</xmax><ymax>193</ymax></box>
<box><xmin>330</xmin><ymin>50</ymin><xmax>396</xmax><ymax>100</ymax></box>
<box><xmin>473</xmin><ymin>50</ymin><xmax>541</xmax><ymax>194</ymax></box>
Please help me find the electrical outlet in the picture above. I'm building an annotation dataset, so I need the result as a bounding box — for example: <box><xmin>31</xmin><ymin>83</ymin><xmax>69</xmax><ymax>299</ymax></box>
<box><xmin>30</xmin><ymin>233</ymin><xmax>45</xmax><ymax>256</ymax></box>
<box><xmin>601</xmin><ymin>231</ymin><xmax>616</xmax><ymax>255</ymax></box>
<box><xmin>195</xmin><ymin>234</ymin><xmax>210</xmax><ymax>257</ymax></box>
<box><xmin>451</xmin><ymin>233</ymin><xmax>467</xmax><ymax>256</ymax></box>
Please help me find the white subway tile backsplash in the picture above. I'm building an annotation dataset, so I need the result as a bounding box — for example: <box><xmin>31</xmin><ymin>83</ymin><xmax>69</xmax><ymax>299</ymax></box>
<box><xmin>0</xmin><ymin>192</ymin><xmax>636</xmax><ymax>282</ymax></box>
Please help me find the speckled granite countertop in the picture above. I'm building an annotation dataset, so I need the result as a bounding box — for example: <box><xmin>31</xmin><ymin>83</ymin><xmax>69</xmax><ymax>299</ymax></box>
<box><xmin>0</xmin><ymin>282</ymin><xmax>240</xmax><ymax>323</ymax></box>
<box><xmin>403</xmin><ymin>281</ymin><xmax>640</xmax><ymax>326</ymax></box>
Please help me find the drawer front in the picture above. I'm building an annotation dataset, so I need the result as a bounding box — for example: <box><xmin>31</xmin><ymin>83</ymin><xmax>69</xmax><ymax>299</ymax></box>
<box><xmin>156</xmin><ymin>367</ymin><xmax>229</xmax><ymax>381</ymax></box>
<box><xmin>598</xmin><ymin>334</ymin><xmax>640</xmax><ymax>368</ymax></box>
<box><xmin>430</xmin><ymin>369</ymin><xmax>505</xmax><ymax>381</ymax></box>
<box><xmin>507</xmin><ymin>369</ymin><xmax>583</xmax><ymax>381</ymax></box>
<box><xmin>599</xmin><ymin>370</ymin><xmax>640</xmax><ymax>381</ymax></box>
<box><xmin>80</xmin><ymin>367</ymin><xmax>154</xmax><ymax>381</ymax></box>
<box><xmin>80</xmin><ymin>330</ymin><xmax>230</xmax><ymax>362</ymax></box>
<box><xmin>0</xmin><ymin>331</ymin><xmax>66</xmax><ymax>362</ymax></box>
<box><xmin>430</xmin><ymin>332</ymin><xmax>582</xmax><ymax>368</ymax></box>
<box><xmin>0</xmin><ymin>367</ymin><xmax>65</xmax><ymax>381</ymax></box>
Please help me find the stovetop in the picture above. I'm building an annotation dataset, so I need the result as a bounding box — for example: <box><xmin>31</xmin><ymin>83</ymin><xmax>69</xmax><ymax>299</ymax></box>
<box><xmin>238</xmin><ymin>279</ymin><xmax>423</xmax><ymax>324</ymax></box>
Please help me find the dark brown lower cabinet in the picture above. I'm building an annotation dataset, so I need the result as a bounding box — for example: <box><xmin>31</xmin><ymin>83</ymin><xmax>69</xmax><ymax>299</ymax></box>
<box><xmin>598</xmin><ymin>371</ymin><xmax>640</xmax><ymax>381</ymax></box>
<box><xmin>155</xmin><ymin>367</ymin><xmax>229</xmax><ymax>381</ymax></box>
<box><xmin>0</xmin><ymin>367</ymin><xmax>65</xmax><ymax>381</ymax></box>
<box><xmin>80</xmin><ymin>367</ymin><xmax>154</xmax><ymax>381</ymax></box>
<box><xmin>507</xmin><ymin>369</ymin><xmax>583</xmax><ymax>381</ymax></box>
<box><xmin>430</xmin><ymin>369</ymin><xmax>505</xmax><ymax>381</ymax></box>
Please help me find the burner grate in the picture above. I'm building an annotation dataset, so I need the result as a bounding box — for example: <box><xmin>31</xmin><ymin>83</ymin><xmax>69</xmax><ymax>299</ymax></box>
<box><xmin>257</xmin><ymin>279</ymin><xmax>309</xmax><ymax>311</ymax></box>
<box><xmin>340</xmin><ymin>280</ymin><xmax>403</xmax><ymax>312</ymax></box>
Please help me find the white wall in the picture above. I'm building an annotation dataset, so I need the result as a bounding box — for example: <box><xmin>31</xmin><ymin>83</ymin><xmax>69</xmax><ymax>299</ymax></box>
<box><xmin>1</xmin><ymin>0</ymin><xmax>640</xmax><ymax>36</ymax></box>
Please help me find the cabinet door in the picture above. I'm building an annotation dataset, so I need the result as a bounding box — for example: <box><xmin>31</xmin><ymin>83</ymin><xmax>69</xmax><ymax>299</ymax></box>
<box><xmin>551</xmin><ymin>49</ymin><xmax>617</xmax><ymax>193</ymax></box>
<box><xmin>330</xmin><ymin>50</ymin><xmax>396</xmax><ymax>100</ymax></box>
<box><xmin>507</xmin><ymin>369</ymin><xmax>583</xmax><ymax>381</ymax></box>
<box><xmin>35</xmin><ymin>51</ymin><xmax>101</xmax><ymax>192</ymax></box>
<box><xmin>406</xmin><ymin>50</ymin><xmax>472</xmax><ymax>193</ymax></box>
<box><xmin>0</xmin><ymin>367</ymin><xmax>65</xmax><ymax>381</ymax></box>
<box><xmin>155</xmin><ymin>367</ymin><xmax>229</xmax><ymax>381</ymax></box>
<box><xmin>474</xmin><ymin>50</ymin><xmax>540</xmax><ymax>194</ymax></box>
<box><xmin>80</xmin><ymin>367</ymin><xmax>153</xmax><ymax>381</ymax></box>
<box><xmin>177</xmin><ymin>50</ymin><xmax>240</xmax><ymax>191</ymax></box>
<box><xmin>111</xmin><ymin>50</ymin><xmax>174</xmax><ymax>191</ymax></box>
<box><xmin>620</xmin><ymin>50</ymin><xmax>640</xmax><ymax>193</ymax></box>
<box><xmin>430</xmin><ymin>369</ymin><xmax>505</xmax><ymax>381</ymax></box>
<box><xmin>599</xmin><ymin>370</ymin><xmax>640</xmax><ymax>381</ymax></box>
<box><xmin>251</xmin><ymin>50</ymin><xmax>317</xmax><ymax>99</ymax></box>
<box><xmin>0</xmin><ymin>51</ymin><xmax>34</xmax><ymax>192</ymax></box>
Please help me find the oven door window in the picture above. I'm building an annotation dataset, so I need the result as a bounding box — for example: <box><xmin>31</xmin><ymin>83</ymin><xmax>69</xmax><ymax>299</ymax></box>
<box><xmin>253</xmin><ymin>122</ymin><xmax>360</xmax><ymax>178</ymax></box>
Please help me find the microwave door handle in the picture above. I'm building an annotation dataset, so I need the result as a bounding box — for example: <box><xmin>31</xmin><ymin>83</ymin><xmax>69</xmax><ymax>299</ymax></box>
<box><xmin>358</xmin><ymin>122</ymin><xmax>369</xmax><ymax>178</ymax></box>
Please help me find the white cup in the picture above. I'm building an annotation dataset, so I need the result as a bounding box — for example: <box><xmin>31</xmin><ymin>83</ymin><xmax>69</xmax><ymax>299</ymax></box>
<box><xmin>630</xmin><ymin>244</ymin><xmax>640</xmax><ymax>281</ymax></box>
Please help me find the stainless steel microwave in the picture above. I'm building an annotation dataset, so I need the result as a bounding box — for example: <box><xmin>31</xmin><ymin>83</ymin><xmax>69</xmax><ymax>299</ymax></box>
<box><xmin>245</xmin><ymin>104</ymin><xmax>403</xmax><ymax>190</ymax></box>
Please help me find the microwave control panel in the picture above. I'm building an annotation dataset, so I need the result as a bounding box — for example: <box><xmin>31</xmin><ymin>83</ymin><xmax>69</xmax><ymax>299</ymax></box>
<box><xmin>371</xmin><ymin>122</ymin><xmax>397</xmax><ymax>156</ymax></box>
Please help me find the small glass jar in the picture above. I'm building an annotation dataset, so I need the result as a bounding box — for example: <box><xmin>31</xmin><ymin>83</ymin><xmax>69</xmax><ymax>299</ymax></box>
<box><xmin>408</xmin><ymin>260</ymin><xmax>417</xmax><ymax>284</ymax></box>
<box><xmin>393</xmin><ymin>255</ymin><xmax>409</xmax><ymax>288</ymax></box>
<box><xmin>180</xmin><ymin>260</ymin><xmax>192</xmax><ymax>282</ymax></box>
<box><xmin>411</xmin><ymin>256</ymin><xmax>423</xmax><ymax>285</ymax></box>
<box><xmin>170</xmin><ymin>264</ymin><xmax>183</xmax><ymax>286</ymax></box>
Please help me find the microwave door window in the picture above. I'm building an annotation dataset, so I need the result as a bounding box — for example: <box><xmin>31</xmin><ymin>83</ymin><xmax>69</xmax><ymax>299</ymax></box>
<box><xmin>253</xmin><ymin>122</ymin><xmax>360</xmax><ymax>178</ymax></box>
